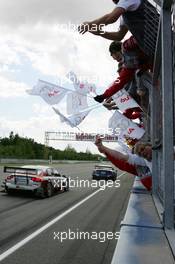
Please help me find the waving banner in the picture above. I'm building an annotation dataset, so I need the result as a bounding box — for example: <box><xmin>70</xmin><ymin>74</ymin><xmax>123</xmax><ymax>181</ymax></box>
<box><xmin>66</xmin><ymin>92</ymin><xmax>88</xmax><ymax>115</ymax></box>
<box><xmin>26</xmin><ymin>80</ymin><xmax>68</xmax><ymax>105</ymax></box>
<box><xmin>77</xmin><ymin>81</ymin><xmax>96</xmax><ymax>95</ymax></box>
<box><xmin>26</xmin><ymin>86</ymin><xmax>40</xmax><ymax>96</ymax></box>
<box><xmin>117</xmin><ymin>137</ymin><xmax>132</xmax><ymax>154</ymax></box>
<box><xmin>66</xmin><ymin>71</ymin><xmax>79</xmax><ymax>87</ymax></box>
<box><xmin>66</xmin><ymin>71</ymin><xmax>96</xmax><ymax>95</ymax></box>
<box><xmin>52</xmin><ymin>107</ymin><xmax>76</xmax><ymax>128</ymax></box>
<box><xmin>53</xmin><ymin>107</ymin><xmax>91</xmax><ymax>128</ymax></box>
<box><xmin>112</xmin><ymin>88</ymin><xmax>140</xmax><ymax>112</ymax></box>
<box><xmin>108</xmin><ymin>110</ymin><xmax>145</xmax><ymax>139</ymax></box>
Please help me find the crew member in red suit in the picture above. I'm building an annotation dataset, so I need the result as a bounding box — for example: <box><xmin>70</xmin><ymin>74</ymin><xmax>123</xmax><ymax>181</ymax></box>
<box><xmin>94</xmin><ymin>36</ymin><xmax>151</xmax><ymax>103</ymax></box>
<box><xmin>95</xmin><ymin>135</ymin><xmax>152</xmax><ymax>191</ymax></box>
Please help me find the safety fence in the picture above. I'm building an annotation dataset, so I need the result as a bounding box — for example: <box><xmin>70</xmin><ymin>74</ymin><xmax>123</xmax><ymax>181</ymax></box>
<box><xmin>111</xmin><ymin>1</ymin><xmax>175</xmax><ymax>263</ymax></box>
<box><xmin>126</xmin><ymin>0</ymin><xmax>175</xmax><ymax>243</ymax></box>
<box><xmin>148</xmin><ymin>0</ymin><xmax>175</xmax><ymax>245</ymax></box>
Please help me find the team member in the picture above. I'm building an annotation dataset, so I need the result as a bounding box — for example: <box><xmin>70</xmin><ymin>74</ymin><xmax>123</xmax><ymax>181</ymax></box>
<box><xmin>94</xmin><ymin>37</ymin><xmax>150</xmax><ymax>103</ymax></box>
<box><xmin>78</xmin><ymin>0</ymin><xmax>159</xmax><ymax>58</ymax></box>
<box><xmin>103</xmin><ymin>97</ymin><xmax>142</xmax><ymax>120</ymax></box>
<box><xmin>95</xmin><ymin>136</ymin><xmax>152</xmax><ymax>190</ymax></box>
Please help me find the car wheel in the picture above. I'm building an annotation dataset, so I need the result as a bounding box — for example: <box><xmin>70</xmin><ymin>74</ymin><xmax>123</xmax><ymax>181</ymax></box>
<box><xmin>63</xmin><ymin>179</ymin><xmax>69</xmax><ymax>192</ymax></box>
<box><xmin>35</xmin><ymin>188</ymin><xmax>45</xmax><ymax>198</ymax></box>
<box><xmin>46</xmin><ymin>182</ymin><xmax>54</xmax><ymax>197</ymax></box>
<box><xmin>5</xmin><ymin>188</ymin><xmax>13</xmax><ymax>195</ymax></box>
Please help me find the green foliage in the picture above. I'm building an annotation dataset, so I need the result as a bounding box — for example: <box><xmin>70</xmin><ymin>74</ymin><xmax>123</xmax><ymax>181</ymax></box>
<box><xmin>0</xmin><ymin>132</ymin><xmax>102</xmax><ymax>161</ymax></box>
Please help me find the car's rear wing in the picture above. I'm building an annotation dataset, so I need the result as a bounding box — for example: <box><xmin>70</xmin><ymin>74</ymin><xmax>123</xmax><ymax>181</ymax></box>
<box><xmin>4</xmin><ymin>166</ymin><xmax>37</xmax><ymax>175</ymax></box>
<box><xmin>95</xmin><ymin>165</ymin><xmax>114</xmax><ymax>170</ymax></box>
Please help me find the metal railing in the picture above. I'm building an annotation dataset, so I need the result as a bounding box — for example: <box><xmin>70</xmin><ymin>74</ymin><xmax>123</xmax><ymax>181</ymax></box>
<box><xmin>150</xmin><ymin>0</ymin><xmax>175</xmax><ymax>231</ymax></box>
<box><xmin>144</xmin><ymin>0</ymin><xmax>160</xmax><ymax>57</ymax></box>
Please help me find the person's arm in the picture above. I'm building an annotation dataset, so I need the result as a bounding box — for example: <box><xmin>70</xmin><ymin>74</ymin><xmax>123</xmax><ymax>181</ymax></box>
<box><xmin>122</xmin><ymin>36</ymin><xmax>138</xmax><ymax>51</ymax></box>
<box><xmin>103</xmin><ymin>147</ymin><xmax>129</xmax><ymax>161</ymax></box>
<box><xmin>101</xmin><ymin>26</ymin><xmax>128</xmax><ymax>40</ymax></box>
<box><xmin>95</xmin><ymin>136</ymin><xmax>129</xmax><ymax>161</ymax></box>
<box><xmin>123</xmin><ymin>107</ymin><xmax>142</xmax><ymax>120</ymax></box>
<box><xmin>105</xmin><ymin>151</ymin><xmax>138</xmax><ymax>175</ymax></box>
<box><xmin>95</xmin><ymin>136</ymin><xmax>140</xmax><ymax>175</ymax></box>
<box><xmin>103</xmin><ymin>68</ymin><xmax>136</xmax><ymax>99</ymax></box>
<box><xmin>127</xmin><ymin>153</ymin><xmax>147</xmax><ymax>166</ymax></box>
<box><xmin>78</xmin><ymin>7</ymin><xmax>125</xmax><ymax>34</ymax></box>
<box><xmin>90</xmin><ymin>25</ymin><xmax>128</xmax><ymax>41</ymax></box>
<box><xmin>94</xmin><ymin>67</ymin><xmax>136</xmax><ymax>103</ymax></box>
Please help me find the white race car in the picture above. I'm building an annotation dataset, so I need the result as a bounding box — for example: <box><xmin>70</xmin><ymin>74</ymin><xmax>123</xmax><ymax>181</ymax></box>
<box><xmin>2</xmin><ymin>165</ymin><xmax>69</xmax><ymax>198</ymax></box>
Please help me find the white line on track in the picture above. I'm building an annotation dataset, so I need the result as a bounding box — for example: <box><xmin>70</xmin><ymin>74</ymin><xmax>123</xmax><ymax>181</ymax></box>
<box><xmin>118</xmin><ymin>172</ymin><xmax>126</xmax><ymax>178</ymax></box>
<box><xmin>0</xmin><ymin>171</ymin><xmax>126</xmax><ymax>262</ymax></box>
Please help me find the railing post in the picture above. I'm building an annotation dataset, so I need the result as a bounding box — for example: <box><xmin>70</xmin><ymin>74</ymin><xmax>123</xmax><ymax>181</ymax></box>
<box><xmin>152</xmin><ymin>19</ymin><xmax>161</xmax><ymax>194</ymax></box>
<box><xmin>161</xmin><ymin>1</ymin><xmax>174</xmax><ymax>229</ymax></box>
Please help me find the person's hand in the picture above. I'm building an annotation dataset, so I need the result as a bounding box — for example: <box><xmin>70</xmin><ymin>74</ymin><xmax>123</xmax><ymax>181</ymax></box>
<box><xmin>103</xmin><ymin>102</ymin><xmax>113</xmax><ymax>110</ymax></box>
<box><xmin>78</xmin><ymin>22</ymin><xmax>91</xmax><ymax>34</ymax></box>
<box><xmin>94</xmin><ymin>95</ymin><xmax>104</xmax><ymax>103</ymax></box>
<box><xmin>103</xmin><ymin>102</ymin><xmax>118</xmax><ymax>110</ymax></box>
<box><xmin>103</xmin><ymin>97</ymin><xmax>118</xmax><ymax>110</ymax></box>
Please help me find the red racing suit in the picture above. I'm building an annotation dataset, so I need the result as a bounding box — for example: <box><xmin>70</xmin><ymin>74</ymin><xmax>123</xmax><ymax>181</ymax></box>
<box><xmin>102</xmin><ymin>36</ymin><xmax>150</xmax><ymax>100</ymax></box>
<box><xmin>123</xmin><ymin>107</ymin><xmax>142</xmax><ymax>120</ymax></box>
<box><xmin>104</xmin><ymin>150</ymin><xmax>152</xmax><ymax>191</ymax></box>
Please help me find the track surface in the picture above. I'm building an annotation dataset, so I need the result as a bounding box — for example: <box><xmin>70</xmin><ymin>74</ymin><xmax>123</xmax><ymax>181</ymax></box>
<box><xmin>0</xmin><ymin>163</ymin><xmax>134</xmax><ymax>264</ymax></box>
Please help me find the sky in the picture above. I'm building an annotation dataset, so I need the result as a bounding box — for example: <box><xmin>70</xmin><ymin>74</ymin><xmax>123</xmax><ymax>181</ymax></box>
<box><xmin>0</xmin><ymin>0</ymin><xmax>122</xmax><ymax>154</ymax></box>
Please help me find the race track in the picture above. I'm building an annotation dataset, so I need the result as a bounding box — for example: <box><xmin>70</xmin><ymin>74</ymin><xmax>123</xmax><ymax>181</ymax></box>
<box><xmin>0</xmin><ymin>163</ymin><xmax>134</xmax><ymax>264</ymax></box>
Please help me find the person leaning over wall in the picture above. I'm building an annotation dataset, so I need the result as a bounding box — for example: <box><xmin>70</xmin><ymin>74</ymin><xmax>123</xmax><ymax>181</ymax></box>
<box><xmin>103</xmin><ymin>96</ymin><xmax>143</xmax><ymax>120</ymax></box>
<box><xmin>95</xmin><ymin>135</ymin><xmax>152</xmax><ymax>190</ymax></box>
<box><xmin>93</xmin><ymin>36</ymin><xmax>151</xmax><ymax>104</ymax></box>
<box><xmin>103</xmin><ymin>59</ymin><xmax>144</xmax><ymax>120</ymax></box>
<box><xmin>78</xmin><ymin>0</ymin><xmax>159</xmax><ymax>59</ymax></box>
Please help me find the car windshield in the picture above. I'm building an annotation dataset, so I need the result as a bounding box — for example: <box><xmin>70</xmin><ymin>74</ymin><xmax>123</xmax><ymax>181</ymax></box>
<box><xmin>95</xmin><ymin>170</ymin><xmax>112</xmax><ymax>176</ymax></box>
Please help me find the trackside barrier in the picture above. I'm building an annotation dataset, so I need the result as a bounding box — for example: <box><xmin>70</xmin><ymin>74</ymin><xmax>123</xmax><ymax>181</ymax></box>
<box><xmin>0</xmin><ymin>159</ymin><xmax>99</xmax><ymax>165</ymax></box>
<box><xmin>111</xmin><ymin>179</ymin><xmax>175</xmax><ymax>264</ymax></box>
<box><xmin>112</xmin><ymin>0</ymin><xmax>175</xmax><ymax>262</ymax></box>
<box><xmin>151</xmin><ymin>0</ymin><xmax>175</xmax><ymax>232</ymax></box>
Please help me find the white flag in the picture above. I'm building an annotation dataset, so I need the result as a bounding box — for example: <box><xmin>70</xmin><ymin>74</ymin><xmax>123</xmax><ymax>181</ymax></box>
<box><xmin>53</xmin><ymin>107</ymin><xmax>91</xmax><ymax>127</ymax></box>
<box><xmin>88</xmin><ymin>83</ymin><xmax>97</xmax><ymax>94</ymax></box>
<box><xmin>117</xmin><ymin>136</ymin><xmax>132</xmax><ymax>154</ymax></box>
<box><xmin>66</xmin><ymin>71</ymin><xmax>96</xmax><ymax>95</ymax></box>
<box><xmin>26</xmin><ymin>85</ymin><xmax>40</xmax><ymax>96</ymax></box>
<box><xmin>67</xmin><ymin>92</ymin><xmax>88</xmax><ymax>115</ymax></box>
<box><xmin>68</xmin><ymin>109</ymin><xmax>91</xmax><ymax>127</ymax></box>
<box><xmin>53</xmin><ymin>107</ymin><xmax>75</xmax><ymax>128</ymax></box>
<box><xmin>108</xmin><ymin>110</ymin><xmax>145</xmax><ymax>139</ymax></box>
<box><xmin>66</xmin><ymin>71</ymin><xmax>79</xmax><ymax>86</ymax></box>
<box><xmin>112</xmin><ymin>88</ymin><xmax>140</xmax><ymax>112</ymax></box>
<box><xmin>27</xmin><ymin>80</ymin><xmax>68</xmax><ymax>105</ymax></box>
<box><xmin>76</xmin><ymin>81</ymin><xmax>97</xmax><ymax>95</ymax></box>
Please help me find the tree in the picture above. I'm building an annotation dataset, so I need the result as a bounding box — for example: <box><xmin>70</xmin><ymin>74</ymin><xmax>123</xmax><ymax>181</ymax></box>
<box><xmin>0</xmin><ymin>133</ymin><xmax>102</xmax><ymax>161</ymax></box>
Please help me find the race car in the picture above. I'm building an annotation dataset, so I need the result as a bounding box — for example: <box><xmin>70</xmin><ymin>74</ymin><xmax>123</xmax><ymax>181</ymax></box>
<box><xmin>2</xmin><ymin>165</ymin><xmax>69</xmax><ymax>198</ymax></box>
<box><xmin>92</xmin><ymin>164</ymin><xmax>117</xmax><ymax>181</ymax></box>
